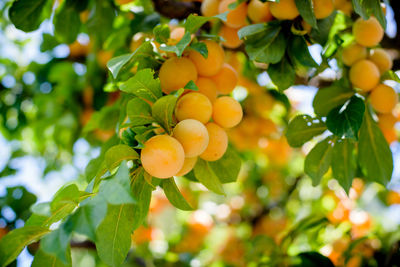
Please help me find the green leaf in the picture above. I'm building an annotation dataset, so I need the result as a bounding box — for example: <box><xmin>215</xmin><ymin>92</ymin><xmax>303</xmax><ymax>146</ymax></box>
<box><xmin>41</xmin><ymin>225</ymin><xmax>71</xmax><ymax>266</ymax></box>
<box><xmin>358</xmin><ymin>106</ymin><xmax>393</xmax><ymax>185</ymax></box>
<box><xmin>54</xmin><ymin>2</ymin><xmax>81</xmax><ymax>44</ymax></box>
<box><xmin>83</xmin><ymin>105</ymin><xmax>120</xmax><ymax>133</ymax></box>
<box><xmin>238</xmin><ymin>24</ymin><xmax>267</xmax><ymax>39</ymax></box>
<box><xmin>98</xmin><ymin>162</ymin><xmax>136</xmax><ymax>205</ymax></box>
<box><xmin>304</xmin><ymin>137</ymin><xmax>334</xmax><ymax>186</ymax></box>
<box><xmin>87</xmin><ymin>0</ymin><xmax>115</xmax><ymax>42</ymax></box>
<box><xmin>194</xmin><ymin>159</ymin><xmax>225</xmax><ymax>195</ymax></box>
<box><xmin>120</xmin><ymin>69</ymin><xmax>162</xmax><ymax>103</ymax></box>
<box><xmin>8</xmin><ymin>0</ymin><xmax>52</xmax><ymax>32</ymax></box>
<box><xmin>209</xmin><ymin>146</ymin><xmax>242</xmax><ymax>183</ymax></box>
<box><xmin>160</xmin><ymin>32</ymin><xmax>192</xmax><ymax>57</ymax></box>
<box><xmin>184</xmin><ymin>14</ymin><xmax>219</xmax><ymax>33</ymax></box>
<box><xmin>331</xmin><ymin>139</ymin><xmax>356</xmax><ymax>194</ymax></box>
<box><xmin>95</xmin><ymin>204</ymin><xmax>135</xmax><ymax>267</ymax></box>
<box><xmin>151</xmin><ymin>95</ymin><xmax>178</xmax><ymax>134</ymax></box>
<box><xmin>184</xmin><ymin>80</ymin><xmax>199</xmax><ymax>91</ymax></box>
<box><xmin>326</xmin><ymin>95</ymin><xmax>365</xmax><ymax>139</ymax></box>
<box><xmin>288</xmin><ymin>36</ymin><xmax>318</xmax><ymax>68</ymax></box>
<box><xmin>294</xmin><ymin>252</ymin><xmax>334</xmax><ymax>267</ymax></box>
<box><xmin>32</xmin><ymin>248</ymin><xmax>71</xmax><ymax>267</ymax></box>
<box><xmin>153</xmin><ymin>24</ymin><xmax>170</xmax><ymax>44</ymax></box>
<box><xmin>104</xmin><ymin>145</ymin><xmax>139</xmax><ymax>171</ymax></box>
<box><xmin>131</xmin><ymin>168</ymin><xmax>153</xmax><ymax>230</ymax></box>
<box><xmin>0</xmin><ymin>226</ymin><xmax>50</xmax><ymax>267</ymax></box>
<box><xmin>189</xmin><ymin>42</ymin><xmax>208</xmax><ymax>59</ymax></box>
<box><xmin>312</xmin><ymin>82</ymin><xmax>354</xmax><ymax>117</ymax></box>
<box><xmin>268</xmin><ymin>56</ymin><xmax>296</xmax><ymax>91</ymax></box>
<box><xmin>352</xmin><ymin>0</ymin><xmax>386</xmax><ymax>29</ymax></box>
<box><xmin>161</xmin><ymin>178</ymin><xmax>193</xmax><ymax>210</ymax></box>
<box><xmin>310</xmin><ymin>11</ymin><xmax>337</xmax><ymax>46</ymax></box>
<box><xmin>295</xmin><ymin>0</ymin><xmax>317</xmax><ymax>28</ymax></box>
<box><xmin>381</xmin><ymin>70</ymin><xmax>400</xmax><ymax>83</ymax></box>
<box><xmin>286</xmin><ymin>115</ymin><xmax>326</xmax><ymax>147</ymax></box>
<box><xmin>126</xmin><ymin>97</ymin><xmax>155</xmax><ymax>126</ymax></box>
<box><xmin>107</xmin><ymin>42</ymin><xmax>155</xmax><ymax>79</ymax></box>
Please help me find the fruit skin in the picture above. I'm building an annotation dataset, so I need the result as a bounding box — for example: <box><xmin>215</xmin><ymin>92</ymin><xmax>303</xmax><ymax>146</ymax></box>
<box><xmin>200</xmin><ymin>122</ymin><xmax>228</xmax><ymax>161</ymax></box>
<box><xmin>212</xmin><ymin>96</ymin><xmax>243</xmax><ymax>128</ymax></box>
<box><xmin>159</xmin><ymin>57</ymin><xmax>198</xmax><ymax>94</ymax></box>
<box><xmin>189</xmin><ymin>40</ymin><xmax>225</xmax><ymax>77</ymax></box>
<box><xmin>196</xmin><ymin>77</ymin><xmax>218</xmax><ymax>103</ymax></box>
<box><xmin>270</xmin><ymin>0</ymin><xmax>299</xmax><ymax>20</ymax></box>
<box><xmin>247</xmin><ymin>0</ymin><xmax>273</xmax><ymax>23</ymax></box>
<box><xmin>349</xmin><ymin>59</ymin><xmax>380</xmax><ymax>92</ymax></box>
<box><xmin>378</xmin><ymin>113</ymin><xmax>397</xmax><ymax>129</ymax></box>
<box><xmin>141</xmin><ymin>135</ymin><xmax>185</xmax><ymax>179</ymax></box>
<box><xmin>219</xmin><ymin>25</ymin><xmax>243</xmax><ymax>49</ymax></box>
<box><xmin>369</xmin><ymin>48</ymin><xmax>393</xmax><ymax>74</ymax></box>
<box><xmin>169</xmin><ymin>27</ymin><xmax>185</xmax><ymax>45</ymax></box>
<box><xmin>176</xmin><ymin>157</ymin><xmax>198</xmax><ymax>176</ymax></box>
<box><xmin>353</xmin><ymin>17</ymin><xmax>384</xmax><ymax>47</ymax></box>
<box><xmin>370</xmin><ymin>84</ymin><xmax>398</xmax><ymax>114</ymax></box>
<box><xmin>175</xmin><ymin>92</ymin><xmax>213</xmax><ymax>124</ymax></box>
<box><xmin>341</xmin><ymin>42</ymin><xmax>367</xmax><ymax>66</ymax></box>
<box><xmin>172</xmin><ymin>119</ymin><xmax>209</xmax><ymax>157</ymax></box>
<box><xmin>312</xmin><ymin>0</ymin><xmax>334</xmax><ymax>19</ymax></box>
<box><xmin>211</xmin><ymin>63</ymin><xmax>238</xmax><ymax>94</ymax></box>
<box><xmin>201</xmin><ymin>0</ymin><xmax>220</xmax><ymax>17</ymax></box>
<box><xmin>218</xmin><ymin>0</ymin><xmax>248</xmax><ymax>29</ymax></box>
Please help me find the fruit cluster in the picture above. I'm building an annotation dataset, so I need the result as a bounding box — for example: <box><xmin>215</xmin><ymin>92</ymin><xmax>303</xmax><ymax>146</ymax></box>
<box><xmin>343</xmin><ymin>16</ymin><xmax>399</xmax><ymax>143</ymax></box>
<box><xmin>140</xmin><ymin>40</ymin><xmax>243</xmax><ymax>178</ymax></box>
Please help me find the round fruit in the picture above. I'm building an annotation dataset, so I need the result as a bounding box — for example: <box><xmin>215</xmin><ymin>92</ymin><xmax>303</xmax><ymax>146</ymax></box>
<box><xmin>378</xmin><ymin>113</ymin><xmax>397</xmax><ymax>129</ymax></box>
<box><xmin>173</xmin><ymin>119</ymin><xmax>209</xmax><ymax>157</ymax></box>
<box><xmin>270</xmin><ymin>0</ymin><xmax>299</xmax><ymax>20</ymax></box>
<box><xmin>370</xmin><ymin>84</ymin><xmax>398</xmax><ymax>114</ymax></box>
<box><xmin>200</xmin><ymin>122</ymin><xmax>228</xmax><ymax>161</ymax></box>
<box><xmin>218</xmin><ymin>0</ymin><xmax>248</xmax><ymax>29</ymax></box>
<box><xmin>313</xmin><ymin>0</ymin><xmax>334</xmax><ymax>19</ymax></box>
<box><xmin>169</xmin><ymin>27</ymin><xmax>185</xmax><ymax>45</ymax></box>
<box><xmin>175</xmin><ymin>92</ymin><xmax>213</xmax><ymax>123</ymax></box>
<box><xmin>353</xmin><ymin>17</ymin><xmax>384</xmax><ymax>47</ymax></box>
<box><xmin>341</xmin><ymin>42</ymin><xmax>367</xmax><ymax>66</ymax></box>
<box><xmin>211</xmin><ymin>63</ymin><xmax>238</xmax><ymax>94</ymax></box>
<box><xmin>196</xmin><ymin>77</ymin><xmax>218</xmax><ymax>103</ymax></box>
<box><xmin>369</xmin><ymin>48</ymin><xmax>393</xmax><ymax>74</ymax></box>
<box><xmin>201</xmin><ymin>0</ymin><xmax>220</xmax><ymax>17</ymax></box>
<box><xmin>212</xmin><ymin>96</ymin><xmax>243</xmax><ymax>128</ymax></box>
<box><xmin>176</xmin><ymin>157</ymin><xmax>198</xmax><ymax>176</ymax></box>
<box><xmin>159</xmin><ymin>57</ymin><xmax>198</xmax><ymax>94</ymax></box>
<box><xmin>141</xmin><ymin>135</ymin><xmax>185</xmax><ymax>178</ymax></box>
<box><xmin>189</xmin><ymin>40</ymin><xmax>225</xmax><ymax>77</ymax></box>
<box><xmin>219</xmin><ymin>25</ymin><xmax>243</xmax><ymax>49</ymax></box>
<box><xmin>247</xmin><ymin>0</ymin><xmax>273</xmax><ymax>23</ymax></box>
<box><xmin>349</xmin><ymin>59</ymin><xmax>380</xmax><ymax>92</ymax></box>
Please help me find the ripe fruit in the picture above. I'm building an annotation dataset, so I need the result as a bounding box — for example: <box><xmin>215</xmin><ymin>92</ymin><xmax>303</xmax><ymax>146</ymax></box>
<box><xmin>176</xmin><ymin>157</ymin><xmax>198</xmax><ymax>176</ymax></box>
<box><xmin>201</xmin><ymin>0</ymin><xmax>220</xmax><ymax>17</ymax></box>
<box><xmin>212</xmin><ymin>96</ymin><xmax>243</xmax><ymax>128</ymax></box>
<box><xmin>270</xmin><ymin>0</ymin><xmax>299</xmax><ymax>20</ymax></box>
<box><xmin>312</xmin><ymin>0</ymin><xmax>334</xmax><ymax>19</ymax></box>
<box><xmin>349</xmin><ymin>59</ymin><xmax>380</xmax><ymax>92</ymax></box>
<box><xmin>378</xmin><ymin>113</ymin><xmax>397</xmax><ymax>129</ymax></box>
<box><xmin>159</xmin><ymin>57</ymin><xmax>198</xmax><ymax>94</ymax></box>
<box><xmin>175</xmin><ymin>92</ymin><xmax>213</xmax><ymax>123</ymax></box>
<box><xmin>200</xmin><ymin>122</ymin><xmax>228</xmax><ymax>161</ymax></box>
<box><xmin>189</xmin><ymin>40</ymin><xmax>225</xmax><ymax>77</ymax></box>
<box><xmin>370</xmin><ymin>84</ymin><xmax>398</xmax><ymax>114</ymax></box>
<box><xmin>218</xmin><ymin>0</ymin><xmax>248</xmax><ymax>29</ymax></box>
<box><xmin>211</xmin><ymin>63</ymin><xmax>238</xmax><ymax>94</ymax></box>
<box><xmin>219</xmin><ymin>25</ymin><xmax>243</xmax><ymax>49</ymax></box>
<box><xmin>353</xmin><ymin>17</ymin><xmax>384</xmax><ymax>47</ymax></box>
<box><xmin>141</xmin><ymin>135</ymin><xmax>185</xmax><ymax>178</ymax></box>
<box><xmin>169</xmin><ymin>27</ymin><xmax>185</xmax><ymax>45</ymax></box>
<box><xmin>196</xmin><ymin>77</ymin><xmax>218</xmax><ymax>102</ymax></box>
<box><xmin>341</xmin><ymin>42</ymin><xmax>367</xmax><ymax>66</ymax></box>
<box><xmin>369</xmin><ymin>48</ymin><xmax>393</xmax><ymax>74</ymax></box>
<box><xmin>247</xmin><ymin>0</ymin><xmax>273</xmax><ymax>23</ymax></box>
<box><xmin>173</xmin><ymin>119</ymin><xmax>209</xmax><ymax>157</ymax></box>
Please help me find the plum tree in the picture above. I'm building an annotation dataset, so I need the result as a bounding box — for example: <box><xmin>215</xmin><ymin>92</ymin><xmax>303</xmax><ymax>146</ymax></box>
<box><xmin>200</xmin><ymin>122</ymin><xmax>228</xmax><ymax>161</ymax></box>
<box><xmin>212</xmin><ymin>96</ymin><xmax>243</xmax><ymax>128</ymax></box>
<box><xmin>349</xmin><ymin>59</ymin><xmax>380</xmax><ymax>91</ymax></box>
<box><xmin>370</xmin><ymin>84</ymin><xmax>398</xmax><ymax>114</ymax></box>
<box><xmin>159</xmin><ymin>57</ymin><xmax>198</xmax><ymax>94</ymax></box>
<box><xmin>353</xmin><ymin>17</ymin><xmax>384</xmax><ymax>47</ymax></box>
<box><xmin>175</xmin><ymin>92</ymin><xmax>213</xmax><ymax>123</ymax></box>
<box><xmin>189</xmin><ymin>40</ymin><xmax>225</xmax><ymax>77</ymax></box>
<box><xmin>173</xmin><ymin>119</ymin><xmax>209</xmax><ymax>157</ymax></box>
<box><xmin>141</xmin><ymin>135</ymin><xmax>185</xmax><ymax>178</ymax></box>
